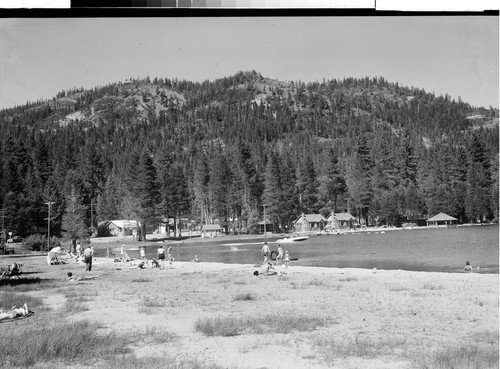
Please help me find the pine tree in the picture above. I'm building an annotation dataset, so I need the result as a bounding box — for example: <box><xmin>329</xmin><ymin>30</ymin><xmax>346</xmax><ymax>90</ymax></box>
<box><xmin>62</xmin><ymin>186</ymin><xmax>89</xmax><ymax>251</ymax></box>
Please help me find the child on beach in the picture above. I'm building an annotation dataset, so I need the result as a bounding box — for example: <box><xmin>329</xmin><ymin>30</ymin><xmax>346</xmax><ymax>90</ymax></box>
<box><xmin>167</xmin><ymin>246</ymin><xmax>173</xmax><ymax>269</ymax></box>
<box><xmin>140</xmin><ymin>247</ymin><xmax>146</xmax><ymax>260</ymax></box>
<box><xmin>464</xmin><ymin>261</ymin><xmax>472</xmax><ymax>272</ymax></box>
<box><xmin>284</xmin><ymin>250</ymin><xmax>290</xmax><ymax>268</ymax></box>
<box><xmin>193</xmin><ymin>255</ymin><xmax>199</xmax><ymax>262</ymax></box>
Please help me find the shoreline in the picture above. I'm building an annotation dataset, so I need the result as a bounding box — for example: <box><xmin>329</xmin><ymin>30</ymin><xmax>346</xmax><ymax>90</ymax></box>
<box><xmin>1</xmin><ymin>254</ymin><xmax>498</xmax><ymax>369</ymax></box>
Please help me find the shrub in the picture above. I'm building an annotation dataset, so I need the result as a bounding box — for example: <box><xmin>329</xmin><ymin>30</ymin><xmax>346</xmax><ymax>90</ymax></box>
<box><xmin>233</xmin><ymin>292</ymin><xmax>256</xmax><ymax>301</ymax></box>
<box><xmin>23</xmin><ymin>234</ymin><xmax>61</xmax><ymax>252</ymax></box>
<box><xmin>0</xmin><ymin>320</ymin><xmax>130</xmax><ymax>367</ymax></box>
<box><xmin>195</xmin><ymin>313</ymin><xmax>326</xmax><ymax>337</ymax></box>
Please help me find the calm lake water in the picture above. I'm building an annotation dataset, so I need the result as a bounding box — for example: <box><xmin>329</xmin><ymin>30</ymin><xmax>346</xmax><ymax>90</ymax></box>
<box><xmin>104</xmin><ymin>225</ymin><xmax>499</xmax><ymax>274</ymax></box>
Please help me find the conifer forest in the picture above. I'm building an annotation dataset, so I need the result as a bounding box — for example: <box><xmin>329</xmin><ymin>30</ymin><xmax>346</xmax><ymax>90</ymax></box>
<box><xmin>0</xmin><ymin>71</ymin><xmax>498</xmax><ymax>241</ymax></box>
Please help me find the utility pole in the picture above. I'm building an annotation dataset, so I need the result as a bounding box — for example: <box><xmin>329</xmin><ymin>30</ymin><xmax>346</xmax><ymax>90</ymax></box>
<box><xmin>45</xmin><ymin>201</ymin><xmax>55</xmax><ymax>251</ymax></box>
<box><xmin>262</xmin><ymin>204</ymin><xmax>267</xmax><ymax>239</ymax></box>
<box><xmin>0</xmin><ymin>208</ymin><xmax>6</xmax><ymax>253</ymax></box>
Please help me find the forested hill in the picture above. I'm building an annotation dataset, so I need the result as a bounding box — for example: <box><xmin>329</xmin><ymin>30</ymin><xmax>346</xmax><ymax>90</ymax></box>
<box><xmin>1</xmin><ymin>70</ymin><xmax>498</xmax><ymax>239</ymax></box>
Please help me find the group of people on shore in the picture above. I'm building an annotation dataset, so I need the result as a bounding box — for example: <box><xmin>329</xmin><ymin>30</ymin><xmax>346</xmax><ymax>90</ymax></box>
<box><xmin>46</xmin><ymin>242</ymin><xmax>94</xmax><ymax>271</ymax></box>
<box><xmin>260</xmin><ymin>242</ymin><xmax>290</xmax><ymax>268</ymax></box>
<box><xmin>256</xmin><ymin>242</ymin><xmax>291</xmax><ymax>276</ymax></box>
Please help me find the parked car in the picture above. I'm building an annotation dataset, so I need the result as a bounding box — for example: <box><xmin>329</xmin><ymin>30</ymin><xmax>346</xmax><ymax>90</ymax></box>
<box><xmin>7</xmin><ymin>236</ymin><xmax>23</xmax><ymax>243</ymax></box>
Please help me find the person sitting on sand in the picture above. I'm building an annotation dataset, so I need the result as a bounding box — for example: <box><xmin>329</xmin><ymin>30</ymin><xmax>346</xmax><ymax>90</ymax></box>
<box><xmin>0</xmin><ymin>262</ymin><xmax>21</xmax><ymax>278</ymax></box>
<box><xmin>0</xmin><ymin>303</ymin><xmax>30</xmax><ymax>321</ymax></box>
<box><xmin>151</xmin><ymin>259</ymin><xmax>160</xmax><ymax>268</ymax></box>
<box><xmin>46</xmin><ymin>246</ymin><xmax>62</xmax><ymax>265</ymax></box>
<box><xmin>464</xmin><ymin>261</ymin><xmax>473</xmax><ymax>273</ymax></box>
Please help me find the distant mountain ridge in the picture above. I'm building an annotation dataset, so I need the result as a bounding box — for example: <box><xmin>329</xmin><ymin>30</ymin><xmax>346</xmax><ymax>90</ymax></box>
<box><xmin>0</xmin><ymin>70</ymin><xmax>498</xmax><ymax>239</ymax></box>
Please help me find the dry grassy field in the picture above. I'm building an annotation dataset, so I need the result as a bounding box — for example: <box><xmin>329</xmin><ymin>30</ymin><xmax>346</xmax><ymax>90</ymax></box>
<box><xmin>0</xmin><ymin>242</ymin><xmax>498</xmax><ymax>369</ymax></box>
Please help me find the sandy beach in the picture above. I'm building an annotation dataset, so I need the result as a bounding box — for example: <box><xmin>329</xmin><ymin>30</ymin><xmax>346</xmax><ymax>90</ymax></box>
<box><xmin>1</xmin><ymin>242</ymin><xmax>498</xmax><ymax>369</ymax></box>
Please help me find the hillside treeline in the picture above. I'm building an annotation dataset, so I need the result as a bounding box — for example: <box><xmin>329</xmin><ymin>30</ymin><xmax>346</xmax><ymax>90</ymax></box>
<box><xmin>0</xmin><ymin>71</ymin><xmax>498</xmax><ymax>240</ymax></box>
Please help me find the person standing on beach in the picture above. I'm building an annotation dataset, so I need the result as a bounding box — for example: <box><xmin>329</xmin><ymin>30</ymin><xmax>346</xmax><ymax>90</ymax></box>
<box><xmin>157</xmin><ymin>246</ymin><xmax>166</xmax><ymax>269</ymax></box>
<box><xmin>83</xmin><ymin>245</ymin><xmax>93</xmax><ymax>271</ymax></box>
<box><xmin>140</xmin><ymin>246</ymin><xmax>146</xmax><ymax>260</ymax></box>
<box><xmin>167</xmin><ymin>246</ymin><xmax>173</xmax><ymax>269</ymax></box>
<box><xmin>275</xmin><ymin>244</ymin><xmax>283</xmax><ymax>266</ymax></box>
<box><xmin>284</xmin><ymin>250</ymin><xmax>290</xmax><ymax>268</ymax></box>
<box><xmin>261</xmin><ymin>242</ymin><xmax>270</xmax><ymax>265</ymax></box>
<box><xmin>76</xmin><ymin>242</ymin><xmax>82</xmax><ymax>259</ymax></box>
<box><xmin>120</xmin><ymin>244</ymin><xmax>125</xmax><ymax>262</ymax></box>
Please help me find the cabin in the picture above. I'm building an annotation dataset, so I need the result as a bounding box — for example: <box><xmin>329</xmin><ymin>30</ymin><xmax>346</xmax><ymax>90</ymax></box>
<box><xmin>258</xmin><ymin>220</ymin><xmax>274</xmax><ymax>234</ymax></box>
<box><xmin>426</xmin><ymin>213</ymin><xmax>458</xmax><ymax>228</ymax></box>
<box><xmin>292</xmin><ymin>213</ymin><xmax>327</xmax><ymax>233</ymax></box>
<box><xmin>201</xmin><ymin>224</ymin><xmax>222</xmax><ymax>238</ymax></box>
<box><xmin>326</xmin><ymin>212</ymin><xmax>356</xmax><ymax>230</ymax></box>
<box><xmin>98</xmin><ymin>220</ymin><xmax>140</xmax><ymax>237</ymax></box>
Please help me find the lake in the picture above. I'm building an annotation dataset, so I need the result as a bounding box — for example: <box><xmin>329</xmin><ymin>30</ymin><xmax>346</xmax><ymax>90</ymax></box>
<box><xmin>107</xmin><ymin>225</ymin><xmax>499</xmax><ymax>274</ymax></box>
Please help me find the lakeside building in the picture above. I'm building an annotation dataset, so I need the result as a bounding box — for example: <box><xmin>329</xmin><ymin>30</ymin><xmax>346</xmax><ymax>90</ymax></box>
<box><xmin>426</xmin><ymin>212</ymin><xmax>458</xmax><ymax>227</ymax></box>
<box><xmin>292</xmin><ymin>213</ymin><xmax>327</xmax><ymax>233</ymax></box>
<box><xmin>201</xmin><ymin>224</ymin><xmax>222</xmax><ymax>238</ymax></box>
<box><xmin>98</xmin><ymin>220</ymin><xmax>140</xmax><ymax>237</ymax></box>
<box><xmin>327</xmin><ymin>212</ymin><xmax>356</xmax><ymax>231</ymax></box>
<box><xmin>258</xmin><ymin>220</ymin><xmax>274</xmax><ymax>234</ymax></box>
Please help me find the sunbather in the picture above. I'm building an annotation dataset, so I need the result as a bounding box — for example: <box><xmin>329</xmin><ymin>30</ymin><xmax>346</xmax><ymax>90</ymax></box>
<box><xmin>66</xmin><ymin>272</ymin><xmax>100</xmax><ymax>281</ymax></box>
<box><xmin>0</xmin><ymin>303</ymin><xmax>30</xmax><ymax>321</ymax></box>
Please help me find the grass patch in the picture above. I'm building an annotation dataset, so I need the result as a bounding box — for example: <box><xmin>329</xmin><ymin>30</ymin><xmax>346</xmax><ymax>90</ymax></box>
<box><xmin>409</xmin><ymin>343</ymin><xmax>499</xmax><ymax>369</ymax></box>
<box><xmin>314</xmin><ymin>336</ymin><xmax>407</xmax><ymax>361</ymax></box>
<box><xmin>195</xmin><ymin>313</ymin><xmax>326</xmax><ymax>336</ymax></box>
<box><xmin>0</xmin><ymin>320</ymin><xmax>130</xmax><ymax>367</ymax></box>
<box><xmin>138</xmin><ymin>295</ymin><xmax>166</xmax><ymax>314</ymax></box>
<box><xmin>233</xmin><ymin>292</ymin><xmax>257</xmax><ymax>301</ymax></box>
<box><xmin>339</xmin><ymin>277</ymin><xmax>358</xmax><ymax>282</ymax></box>
<box><xmin>100</xmin><ymin>355</ymin><xmax>229</xmax><ymax>369</ymax></box>
<box><xmin>131</xmin><ymin>277</ymin><xmax>152</xmax><ymax>283</ymax></box>
<box><xmin>61</xmin><ymin>288</ymin><xmax>97</xmax><ymax>313</ymax></box>
<box><xmin>388</xmin><ymin>284</ymin><xmax>411</xmax><ymax>292</ymax></box>
<box><xmin>0</xmin><ymin>277</ymin><xmax>59</xmax><ymax>292</ymax></box>
<box><xmin>306</xmin><ymin>278</ymin><xmax>328</xmax><ymax>286</ymax></box>
<box><xmin>0</xmin><ymin>291</ymin><xmax>46</xmax><ymax>311</ymax></box>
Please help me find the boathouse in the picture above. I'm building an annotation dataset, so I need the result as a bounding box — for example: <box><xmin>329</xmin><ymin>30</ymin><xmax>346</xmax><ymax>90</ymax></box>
<box><xmin>426</xmin><ymin>212</ymin><xmax>458</xmax><ymax>227</ymax></box>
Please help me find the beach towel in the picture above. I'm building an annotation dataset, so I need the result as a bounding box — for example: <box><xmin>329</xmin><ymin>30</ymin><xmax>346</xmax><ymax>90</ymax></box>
<box><xmin>0</xmin><ymin>311</ymin><xmax>34</xmax><ymax>323</ymax></box>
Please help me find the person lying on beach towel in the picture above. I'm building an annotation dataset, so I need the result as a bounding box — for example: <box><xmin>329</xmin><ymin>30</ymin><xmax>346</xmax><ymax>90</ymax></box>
<box><xmin>254</xmin><ymin>262</ymin><xmax>278</xmax><ymax>276</ymax></box>
<box><xmin>66</xmin><ymin>272</ymin><xmax>100</xmax><ymax>281</ymax></box>
<box><xmin>0</xmin><ymin>303</ymin><xmax>31</xmax><ymax>322</ymax></box>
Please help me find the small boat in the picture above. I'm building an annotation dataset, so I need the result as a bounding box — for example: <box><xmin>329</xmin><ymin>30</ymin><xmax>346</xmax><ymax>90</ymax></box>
<box><xmin>278</xmin><ymin>234</ymin><xmax>309</xmax><ymax>243</ymax></box>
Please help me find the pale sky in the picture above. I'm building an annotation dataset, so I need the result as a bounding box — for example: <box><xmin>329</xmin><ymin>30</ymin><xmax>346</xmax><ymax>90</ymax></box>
<box><xmin>0</xmin><ymin>16</ymin><xmax>498</xmax><ymax>110</ymax></box>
